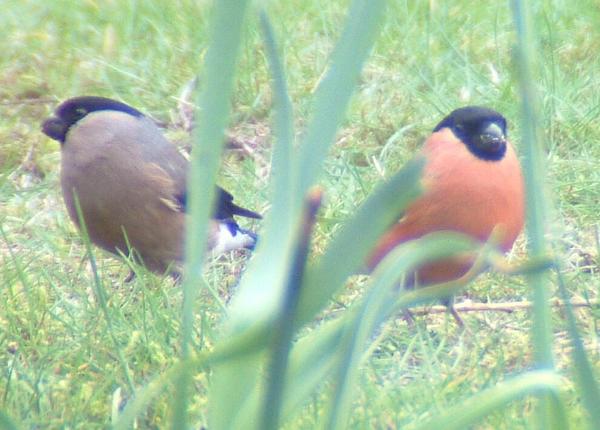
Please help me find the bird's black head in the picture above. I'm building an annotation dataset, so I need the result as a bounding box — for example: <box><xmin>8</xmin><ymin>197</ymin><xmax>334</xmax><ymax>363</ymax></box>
<box><xmin>433</xmin><ymin>106</ymin><xmax>508</xmax><ymax>161</ymax></box>
<box><xmin>41</xmin><ymin>96</ymin><xmax>144</xmax><ymax>144</ymax></box>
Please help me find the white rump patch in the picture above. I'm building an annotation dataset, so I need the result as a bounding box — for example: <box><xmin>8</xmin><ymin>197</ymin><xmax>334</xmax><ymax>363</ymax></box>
<box><xmin>212</xmin><ymin>223</ymin><xmax>256</xmax><ymax>254</ymax></box>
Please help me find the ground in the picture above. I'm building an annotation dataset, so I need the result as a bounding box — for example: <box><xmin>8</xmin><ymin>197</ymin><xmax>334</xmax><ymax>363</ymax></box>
<box><xmin>1</xmin><ymin>1</ymin><xmax>598</xmax><ymax>428</ymax></box>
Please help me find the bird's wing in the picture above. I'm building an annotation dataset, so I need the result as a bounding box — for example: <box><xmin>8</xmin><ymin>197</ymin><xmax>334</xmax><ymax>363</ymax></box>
<box><xmin>214</xmin><ymin>186</ymin><xmax>262</xmax><ymax>220</ymax></box>
<box><xmin>142</xmin><ymin>162</ymin><xmax>185</xmax><ymax>213</ymax></box>
<box><xmin>139</xmin><ymin>118</ymin><xmax>261</xmax><ymax>220</ymax></box>
<box><xmin>174</xmin><ymin>184</ymin><xmax>261</xmax><ymax>220</ymax></box>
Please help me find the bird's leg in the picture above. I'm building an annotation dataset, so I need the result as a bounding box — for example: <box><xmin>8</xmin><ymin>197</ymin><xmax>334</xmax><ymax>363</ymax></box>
<box><xmin>170</xmin><ymin>269</ymin><xmax>183</xmax><ymax>283</ymax></box>
<box><xmin>402</xmin><ymin>309</ymin><xmax>416</xmax><ymax>327</ymax></box>
<box><xmin>124</xmin><ymin>270</ymin><xmax>136</xmax><ymax>283</ymax></box>
<box><xmin>448</xmin><ymin>303</ymin><xmax>465</xmax><ymax>328</ymax></box>
<box><xmin>442</xmin><ymin>297</ymin><xmax>464</xmax><ymax>328</ymax></box>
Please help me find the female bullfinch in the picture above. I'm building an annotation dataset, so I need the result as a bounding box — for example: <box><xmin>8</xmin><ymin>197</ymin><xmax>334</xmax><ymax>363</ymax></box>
<box><xmin>42</xmin><ymin>96</ymin><xmax>261</xmax><ymax>275</ymax></box>
<box><xmin>368</xmin><ymin>106</ymin><xmax>525</xmax><ymax>291</ymax></box>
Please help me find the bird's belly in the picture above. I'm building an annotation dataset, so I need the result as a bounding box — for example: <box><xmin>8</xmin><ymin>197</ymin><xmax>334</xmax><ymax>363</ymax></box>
<box><xmin>61</xmin><ymin>158</ymin><xmax>184</xmax><ymax>273</ymax></box>
<box><xmin>369</xmin><ymin>182</ymin><xmax>523</xmax><ymax>283</ymax></box>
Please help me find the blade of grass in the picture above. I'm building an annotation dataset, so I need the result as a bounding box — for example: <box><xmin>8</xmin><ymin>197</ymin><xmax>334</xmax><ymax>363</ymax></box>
<box><xmin>71</xmin><ymin>193</ymin><xmax>135</xmax><ymax>394</ymax></box>
<box><xmin>317</xmin><ymin>232</ymin><xmax>552</xmax><ymax>428</ymax></box>
<box><xmin>555</xmin><ymin>268</ymin><xmax>600</xmax><ymax>427</ymax></box>
<box><xmin>207</xmin><ymin>9</ymin><xmax>299</xmax><ymax>429</ymax></box>
<box><xmin>0</xmin><ymin>410</ymin><xmax>19</xmax><ymax>430</ymax></box>
<box><xmin>295</xmin><ymin>157</ymin><xmax>424</xmax><ymax>327</ymax></box>
<box><xmin>262</xmin><ymin>189</ymin><xmax>323</xmax><ymax>430</ymax></box>
<box><xmin>218</xmin><ymin>7</ymin><xmax>299</xmax><ymax>331</ymax></box>
<box><xmin>510</xmin><ymin>1</ymin><xmax>556</xmax><ymax>428</ymax></box>
<box><xmin>259</xmin><ymin>9</ymin><xmax>296</xmax><ymax>221</ymax></box>
<box><xmin>182</xmin><ymin>0</ymin><xmax>251</xmax><ymax>353</ymax></box>
<box><xmin>115</xmin><ymin>322</ymin><xmax>273</xmax><ymax>429</ymax></box>
<box><xmin>324</xmin><ymin>232</ymin><xmax>479</xmax><ymax>429</ymax></box>
<box><xmin>209</xmin><ymin>3</ymin><xmax>388</xmax><ymax>427</ymax></box>
<box><xmin>510</xmin><ymin>0</ymin><xmax>552</xmax><ymax>364</ymax></box>
<box><xmin>296</xmin><ymin>0</ymin><xmax>386</xmax><ymax>198</ymax></box>
<box><xmin>226</xmin><ymin>0</ymin><xmax>387</xmax><ymax>331</ymax></box>
<box><xmin>176</xmin><ymin>0</ymin><xmax>251</xmax><ymax>428</ymax></box>
<box><xmin>230</xmin><ymin>233</ymin><xmax>478</xmax><ymax>427</ymax></box>
<box><xmin>207</xmin><ymin>157</ymin><xmax>422</xmax><ymax>428</ymax></box>
<box><xmin>413</xmin><ymin>370</ymin><xmax>566</xmax><ymax>430</ymax></box>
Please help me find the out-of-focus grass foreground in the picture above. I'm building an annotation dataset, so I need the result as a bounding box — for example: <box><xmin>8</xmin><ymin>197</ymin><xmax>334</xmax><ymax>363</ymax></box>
<box><xmin>1</xmin><ymin>1</ymin><xmax>599</xmax><ymax>429</ymax></box>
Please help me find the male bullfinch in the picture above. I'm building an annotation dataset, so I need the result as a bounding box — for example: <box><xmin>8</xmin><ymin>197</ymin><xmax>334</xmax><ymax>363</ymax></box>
<box><xmin>42</xmin><ymin>96</ymin><xmax>261</xmax><ymax>275</ymax></box>
<box><xmin>368</xmin><ymin>106</ymin><xmax>525</xmax><ymax>311</ymax></box>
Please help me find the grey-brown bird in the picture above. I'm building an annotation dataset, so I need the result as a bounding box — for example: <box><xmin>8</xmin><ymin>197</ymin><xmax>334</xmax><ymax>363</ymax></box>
<box><xmin>42</xmin><ymin>96</ymin><xmax>261</xmax><ymax>274</ymax></box>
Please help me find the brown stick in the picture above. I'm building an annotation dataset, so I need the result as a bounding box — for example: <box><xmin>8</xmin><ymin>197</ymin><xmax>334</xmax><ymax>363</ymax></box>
<box><xmin>410</xmin><ymin>299</ymin><xmax>598</xmax><ymax>315</ymax></box>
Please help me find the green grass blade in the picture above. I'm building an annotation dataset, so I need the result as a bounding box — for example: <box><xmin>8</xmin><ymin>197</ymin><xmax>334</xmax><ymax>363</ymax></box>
<box><xmin>228</xmin><ymin>317</ymin><xmax>347</xmax><ymax>429</ymax></box>
<box><xmin>220</xmin><ymin>8</ymin><xmax>300</xmax><ymax>336</ymax></box>
<box><xmin>261</xmin><ymin>190</ymin><xmax>322</xmax><ymax>430</ymax></box>
<box><xmin>176</xmin><ymin>0</ymin><xmax>251</xmax><ymax>428</ymax></box>
<box><xmin>555</xmin><ymin>269</ymin><xmax>600</xmax><ymax>427</ymax></box>
<box><xmin>0</xmin><ymin>410</ymin><xmax>19</xmax><ymax>430</ymax></box>
<box><xmin>115</xmin><ymin>325</ymin><xmax>272</xmax><ymax>429</ymax></box>
<box><xmin>209</xmin><ymin>3</ymin><xmax>388</xmax><ymax>427</ymax></box>
<box><xmin>413</xmin><ymin>370</ymin><xmax>566</xmax><ymax>430</ymax></box>
<box><xmin>324</xmin><ymin>233</ymin><xmax>479</xmax><ymax>429</ymax></box>
<box><xmin>182</xmin><ymin>0</ymin><xmax>251</xmax><ymax>354</ymax></box>
<box><xmin>219</xmin><ymin>7</ymin><xmax>299</xmax><ymax>332</ymax></box>
<box><xmin>510</xmin><ymin>1</ymin><xmax>556</xmax><ymax>427</ymax></box>
<box><xmin>225</xmin><ymin>0</ymin><xmax>387</xmax><ymax>334</ymax></box>
<box><xmin>207</xmin><ymin>9</ymin><xmax>299</xmax><ymax>430</ymax></box>
<box><xmin>296</xmin><ymin>0</ymin><xmax>386</xmax><ymax>198</ymax></box>
<box><xmin>259</xmin><ymin>9</ymin><xmax>296</xmax><ymax>221</ymax></box>
<box><xmin>71</xmin><ymin>193</ymin><xmax>135</xmax><ymax>394</ymax></box>
<box><xmin>230</xmin><ymin>233</ymin><xmax>477</xmax><ymax>427</ymax></box>
<box><xmin>511</xmin><ymin>0</ymin><xmax>553</xmax><ymax>365</ymax></box>
<box><xmin>295</xmin><ymin>157</ymin><xmax>424</xmax><ymax>327</ymax></box>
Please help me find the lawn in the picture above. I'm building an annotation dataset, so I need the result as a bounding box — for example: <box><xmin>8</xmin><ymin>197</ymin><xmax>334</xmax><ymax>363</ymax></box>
<box><xmin>1</xmin><ymin>0</ymin><xmax>599</xmax><ymax>428</ymax></box>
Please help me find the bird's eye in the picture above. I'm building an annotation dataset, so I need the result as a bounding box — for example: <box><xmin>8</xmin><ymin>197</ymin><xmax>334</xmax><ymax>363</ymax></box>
<box><xmin>76</xmin><ymin>108</ymin><xmax>88</xmax><ymax>116</ymax></box>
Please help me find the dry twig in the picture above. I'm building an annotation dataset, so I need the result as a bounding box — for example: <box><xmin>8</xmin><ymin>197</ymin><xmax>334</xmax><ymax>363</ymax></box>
<box><xmin>411</xmin><ymin>299</ymin><xmax>598</xmax><ymax>316</ymax></box>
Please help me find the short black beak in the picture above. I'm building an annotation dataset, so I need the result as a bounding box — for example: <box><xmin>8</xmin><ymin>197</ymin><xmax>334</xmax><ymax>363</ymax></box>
<box><xmin>475</xmin><ymin>122</ymin><xmax>506</xmax><ymax>152</ymax></box>
<box><xmin>41</xmin><ymin>117</ymin><xmax>67</xmax><ymax>143</ymax></box>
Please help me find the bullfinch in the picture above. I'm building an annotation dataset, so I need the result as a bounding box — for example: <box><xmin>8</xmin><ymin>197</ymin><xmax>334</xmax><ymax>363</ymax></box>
<box><xmin>368</xmin><ymin>106</ymin><xmax>525</xmax><ymax>318</ymax></box>
<box><xmin>42</xmin><ymin>96</ymin><xmax>261</xmax><ymax>275</ymax></box>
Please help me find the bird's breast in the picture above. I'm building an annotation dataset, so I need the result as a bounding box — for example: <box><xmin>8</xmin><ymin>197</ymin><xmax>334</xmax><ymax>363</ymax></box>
<box><xmin>368</xmin><ymin>130</ymin><xmax>525</xmax><ymax>274</ymax></box>
<box><xmin>416</xmin><ymin>133</ymin><xmax>525</xmax><ymax>250</ymax></box>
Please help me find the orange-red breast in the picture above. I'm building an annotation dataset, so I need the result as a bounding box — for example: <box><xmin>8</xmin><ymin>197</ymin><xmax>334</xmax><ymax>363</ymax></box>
<box><xmin>368</xmin><ymin>106</ymin><xmax>525</xmax><ymax>288</ymax></box>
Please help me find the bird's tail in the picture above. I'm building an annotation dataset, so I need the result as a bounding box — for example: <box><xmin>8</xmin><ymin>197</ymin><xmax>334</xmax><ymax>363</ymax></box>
<box><xmin>229</xmin><ymin>203</ymin><xmax>262</xmax><ymax>220</ymax></box>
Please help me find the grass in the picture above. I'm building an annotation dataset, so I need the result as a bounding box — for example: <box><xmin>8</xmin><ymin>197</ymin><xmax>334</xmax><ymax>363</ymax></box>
<box><xmin>1</xmin><ymin>0</ymin><xmax>599</xmax><ymax>428</ymax></box>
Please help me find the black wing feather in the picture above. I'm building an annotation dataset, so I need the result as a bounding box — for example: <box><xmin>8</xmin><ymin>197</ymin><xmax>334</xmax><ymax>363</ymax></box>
<box><xmin>176</xmin><ymin>186</ymin><xmax>261</xmax><ymax>220</ymax></box>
